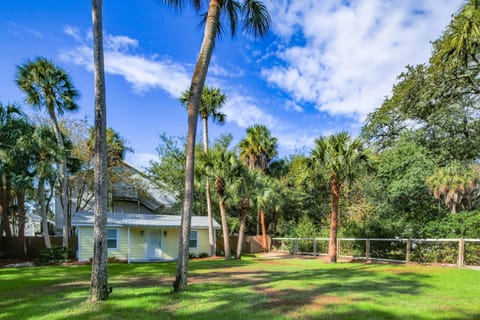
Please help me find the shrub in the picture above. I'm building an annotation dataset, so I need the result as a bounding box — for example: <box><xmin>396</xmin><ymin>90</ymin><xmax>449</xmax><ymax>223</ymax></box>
<box><xmin>37</xmin><ymin>246</ymin><xmax>70</xmax><ymax>264</ymax></box>
<box><xmin>198</xmin><ymin>252</ymin><xmax>209</xmax><ymax>258</ymax></box>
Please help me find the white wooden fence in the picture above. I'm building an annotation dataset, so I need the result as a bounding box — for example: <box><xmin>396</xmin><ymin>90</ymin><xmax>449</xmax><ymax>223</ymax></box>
<box><xmin>271</xmin><ymin>237</ymin><xmax>480</xmax><ymax>268</ymax></box>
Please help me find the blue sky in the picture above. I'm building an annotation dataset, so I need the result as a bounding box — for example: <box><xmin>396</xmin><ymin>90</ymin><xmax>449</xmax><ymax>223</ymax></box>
<box><xmin>0</xmin><ymin>0</ymin><xmax>462</xmax><ymax>169</ymax></box>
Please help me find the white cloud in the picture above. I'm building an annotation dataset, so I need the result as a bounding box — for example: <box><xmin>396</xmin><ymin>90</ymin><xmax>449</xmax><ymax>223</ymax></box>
<box><xmin>60</xmin><ymin>30</ymin><xmax>190</xmax><ymax>97</ymax></box>
<box><xmin>222</xmin><ymin>93</ymin><xmax>278</xmax><ymax>129</ymax></box>
<box><xmin>262</xmin><ymin>0</ymin><xmax>462</xmax><ymax>118</ymax></box>
<box><xmin>125</xmin><ymin>152</ymin><xmax>158</xmax><ymax>170</ymax></box>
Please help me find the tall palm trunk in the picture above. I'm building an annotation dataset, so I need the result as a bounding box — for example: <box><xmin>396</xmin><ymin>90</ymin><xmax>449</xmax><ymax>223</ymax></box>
<box><xmin>260</xmin><ymin>209</ymin><xmax>268</xmax><ymax>252</ymax></box>
<box><xmin>17</xmin><ymin>191</ymin><xmax>26</xmax><ymax>257</ymax></box>
<box><xmin>236</xmin><ymin>199</ymin><xmax>249</xmax><ymax>259</ymax></box>
<box><xmin>173</xmin><ymin>0</ymin><xmax>221</xmax><ymax>292</ymax></box>
<box><xmin>203</xmin><ymin>117</ymin><xmax>215</xmax><ymax>256</ymax></box>
<box><xmin>327</xmin><ymin>181</ymin><xmax>340</xmax><ymax>263</ymax></box>
<box><xmin>0</xmin><ymin>175</ymin><xmax>12</xmax><ymax>238</ymax></box>
<box><xmin>89</xmin><ymin>0</ymin><xmax>109</xmax><ymax>303</ymax></box>
<box><xmin>38</xmin><ymin>178</ymin><xmax>52</xmax><ymax>249</ymax></box>
<box><xmin>48</xmin><ymin>108</ymin><xmax>69</xmax><ymax>248</ymax></box>
<box><xmin>218</xmin><ymin>195</ymin><xmax>231</xmax><ymax>260</ymax></box>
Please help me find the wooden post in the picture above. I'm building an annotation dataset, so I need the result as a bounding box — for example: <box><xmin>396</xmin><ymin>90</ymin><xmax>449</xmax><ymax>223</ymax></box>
<box><xmin>366</xmin><ymin>239</ymin><xmax>370</xmax><ymax>261</ymax></box>
<box><xmin>295</xmin><ymin>238</ymin><xmax>299</xmax><ymax>254</ymax></box>
<box><xmin>458</xmin><ymin>238</ymin><xmax>465</xmax><ymax>268</ymax></box>
<box><xmin>406</xmin><ymin>239</ymin><xmax>411</xmax><ymax>264</ymax></box>
<box><xmin>313</xmin><ymin>239</ymin><xmax>317</xmax><ymax>256</ymax></box>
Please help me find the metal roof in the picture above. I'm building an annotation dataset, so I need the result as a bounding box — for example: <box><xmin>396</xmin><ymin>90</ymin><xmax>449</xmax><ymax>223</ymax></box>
<box><xmin>72</xmin><ymin>211</ymin><xmax>221</xmax><ymax>229</ymax></box>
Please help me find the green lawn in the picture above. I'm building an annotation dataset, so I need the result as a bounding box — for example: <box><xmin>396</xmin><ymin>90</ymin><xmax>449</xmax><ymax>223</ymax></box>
<box><xmin>1</xmin><ymin>255</ymin><xmax>479</xmax><ymax>319</ymax></box>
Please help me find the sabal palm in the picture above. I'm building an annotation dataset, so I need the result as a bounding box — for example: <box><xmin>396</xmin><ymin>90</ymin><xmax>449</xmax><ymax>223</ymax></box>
<box><xmin>16</xmin><ymin>57</ymin><xmax>79</xmax><ymax>248</ymax></box>
<box><xmin>200</xmin><ymin>136</ymin><xmax>242</xmax><ymax>260</ymax></box>
<box><xmin>426</xmin><ymin>161</ymin><xmax>480</xmax><ymax>213</ymax></box>
<box><xmin>310</xmin><ymin>132</ymin><xmax>370</xmax><ymax>263</ymax></box>
<box><xmin>0</xmin><ymin>104</ymin><xmax>30</xmax><ymax>239</ymax></box>
<box><xmin>436</xmin><ymin>0</ymin><xmax>480</xmax><ymax>69</ymax></box>
<box><xmin>161</xmin><ymin>0</ymin><xmax>270</xmax><ymax>292</ymax></box>
<box><xmin>239</xmin><ymin>124</ymin><xmax>278</xmax><ymax>171</ymax></box>
<box><xmin>180</xmin><ymin>86</ymin><xmax>226</xmax><ymax>256</ymax></box>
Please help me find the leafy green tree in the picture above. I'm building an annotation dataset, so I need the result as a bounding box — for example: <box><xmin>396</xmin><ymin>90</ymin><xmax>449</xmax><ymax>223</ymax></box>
<box><xmin>180</xmin><ymin>86</ymin><xmax>226</xmax><ymax>256</ymax></box>
<box><xmin>310</xmin><ymin>132</ymin><xmax>371</xmax><ymax>262</ymax></box>
<box><xmin>16</xmin><ymin>57</ymin><xmax>79</xmax><ymax>248</ymax></box>
<box><xmin>161</xmin><ymin>0</ymin><xmax>270</xmax><ymax>292</ymax></box>
<box><xmin>90</xmin><ymin>0</ymin><xmax>109</xmax><ymax>302</ymax></box>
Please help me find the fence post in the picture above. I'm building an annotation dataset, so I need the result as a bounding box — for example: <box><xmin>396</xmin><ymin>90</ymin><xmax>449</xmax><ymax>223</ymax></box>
<box><xmin>366</xmin><ymin>239</ymin><xmax>370</xmax><ymax>261</ymax></box>
<box><xmin>406</xmin><ymin>239</ymin><xmax>411</xmax><ymax>264</ymax></box>
<box><xmin>458</xmin><ymin>238</ymin><xmax>465</xmax><ymax>268</ymax></box>
<box><xmin>313</xmin><ymin>239</ymin><xmax>317</xmax><ymax>256</ymax></box>
<box><xmin>295</xmin><ymin>238</ymin><xmax>299</xmax><ymax>254</ymax></box>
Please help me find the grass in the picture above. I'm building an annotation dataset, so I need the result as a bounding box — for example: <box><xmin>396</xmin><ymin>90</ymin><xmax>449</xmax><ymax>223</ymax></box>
<box><xmin>1</xmin><ymin>255</ymin><xmax>479</xmax><ymax>319</ymax></box>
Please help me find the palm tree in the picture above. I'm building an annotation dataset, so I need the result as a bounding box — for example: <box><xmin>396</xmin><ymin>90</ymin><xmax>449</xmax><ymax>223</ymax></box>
<box><xmin>16</xmin><ymin>57</ymin><xmax>79</xmax><ymax>248</ymax></box>
<box><xmin>180</xmin><ymin>86</ymin><xmax>226</xmax><ymax>256</ymax></box>
<box><xmin>426</xmin><ymin>161</ymin><xmax>480</xmax><ymax>214</ymax></box>
<box><xmin>255</xmin><ymin>173</ymin><xmax>279</xmax><ymax>253</ymax></box>
<box><xmin>310</xmin><ymin>132</ymin><xmax>371</xmax><ymax>263</ymax></box>
<box><xmin>161</xmin><ymin>0</ymin><xmax>270</xmax><ymax>292</ymax></box>
<box><xmin>238</xmin><ymin>124</ymin><xmax>277</xmax><ymax>234</ymax></box>
<box><xmin>200</xmin><ymin>135</ymin><xmax>242</xmax><ymax>260</ymax></box>
<box><xmin>229</xmin><ymin>167</ymin><xmax>256</xmax><ymax>259</ymax></box>
<box><xmin>29</xmin><ymin>125</ymin><xmax>63</xmax><ymax>249</ymax></box>
<box><xmin>90</xmin><ymin>0</ymin><xmax>110</xmax><ymax>303</ymax></box>
<box><xmin>0</xmin><ymin>103</ymin><xmax>24</xmax><ymax>238</ymax></box>
<box><xmin>239</xmin><ymin>124</ymin><xmax>278</xmax><ymax>171</ymax></box>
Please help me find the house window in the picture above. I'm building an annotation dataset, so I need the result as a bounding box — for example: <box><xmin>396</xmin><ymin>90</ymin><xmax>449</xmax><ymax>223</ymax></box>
<box><xmin>107</xmin><ymin>229</ymin><xmax>118</xmax><ymax>249</ymax></box>
<box><xmin>189</xmin><ymin>230</ymin><xmax>198</xmax><ymax>248</ymax></box>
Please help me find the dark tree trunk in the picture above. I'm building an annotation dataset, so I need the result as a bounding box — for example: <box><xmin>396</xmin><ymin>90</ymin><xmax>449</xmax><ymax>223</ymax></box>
<box><xmin>0</xmin><ymin>175</ymin><xmax>12</xmax><ymax>238</ymax></box>
<box><xmin>327</xmin><ymin>182</ymin><xmax>340</xmax><ymax>263</ymax></box>
<box><xmin>17</xmin><ymin>191</ymin><xmax>26</xmax><ymax>257</ymax></box>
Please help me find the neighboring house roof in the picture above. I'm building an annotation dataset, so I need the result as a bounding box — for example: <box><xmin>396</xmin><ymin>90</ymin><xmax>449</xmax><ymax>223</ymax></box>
<box><xmin>112</xmin><ymin>161</ymin><xmax>176</xmax><ymax>212</ymax></box>
<box><xmin>72</xmin><ymin>211</ymin><xmax>221</xmax><ymax>229</ymax></box>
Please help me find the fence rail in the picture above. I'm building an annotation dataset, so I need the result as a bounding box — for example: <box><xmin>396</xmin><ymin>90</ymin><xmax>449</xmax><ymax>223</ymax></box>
<box><xmin>271</xmin><ymin>237</ymin><xmax>480</xmax><ymax>268</ymax></box>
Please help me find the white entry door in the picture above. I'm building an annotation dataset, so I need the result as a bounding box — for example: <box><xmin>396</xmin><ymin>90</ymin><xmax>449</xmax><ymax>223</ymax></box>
<box><xmin>146</xmin><ymin>230</ymin><xmax>163</xmax><ymax>259</ymax></box>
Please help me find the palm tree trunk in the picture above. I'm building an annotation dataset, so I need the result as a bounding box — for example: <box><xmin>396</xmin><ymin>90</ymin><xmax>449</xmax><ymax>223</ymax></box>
<box><xmin>261</xmin><ymin>209</ymin><xmax>268</xmax><ymax>252</ymax></box>
<box><xmin>173</xmin><ymin>0</ymin><xmax>220</xmax><ymax>292</ymax></box>
<box><xmin>236</xmin><ymin>201</ymin><xmax>248</xmax><ymax>259</ymax></box>
<box><xmin>0</xmin><ymin>174</ymin><xmax>12</xmax><ymax>238</ymax></box>
<box><xmin>218</xmin><ymin>197</ymin><xmax>231</xmax><ymax>260</ymax></box>
<box><xmin>17</xmin><ymin>191</ymin><xmax>26</xmax><ymax>257</ymax></box>
<box><xmin>203</xmin><ymin>117</ymin><xmax>215</xmax><ymax>256</ymax></box>
<box><xmin>47</xmin><ymin>108</ymin><xmax>69</xmax><ymax>248</ymax></box>
<box><xmin>327</xmin><ymin>182</ymin><xmax>340</xmax><ymax>263</ymax></box>
<box><xmin>89</xmin><ymin>0</ymin><xmax>109</xmax><ymax>303</ymax></box>
<box><xmin>38</xmin><ymin>178</ymin><xmax>51</xmax><ymax>249</ymax></box>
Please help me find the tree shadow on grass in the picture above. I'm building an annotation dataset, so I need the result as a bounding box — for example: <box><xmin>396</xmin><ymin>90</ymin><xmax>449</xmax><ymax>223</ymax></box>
<box><xmin>3</xmin><ymin>259</ymin><xmax>480</xmax><ymax>320</ymax></box>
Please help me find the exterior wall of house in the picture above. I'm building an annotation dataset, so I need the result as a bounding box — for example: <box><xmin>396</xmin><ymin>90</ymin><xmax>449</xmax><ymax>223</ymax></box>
<box><xmin>77</xmin><ymin>226</ymin><xmax>212</xmax><ymax>262</ymax></box>
<box><xmin>113</xmin><ymin>201</ymin><xmax>154</xmax><ymax>214</ymax></box>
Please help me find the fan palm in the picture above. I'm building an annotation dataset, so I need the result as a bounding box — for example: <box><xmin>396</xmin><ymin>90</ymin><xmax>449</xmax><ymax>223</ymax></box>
<box><xmin>16</xmin><ymin>57</ymin><xmax>79</xmax><ymax>248</ymax></box>
<box><xmin>239</xmin><ymin>124</ymin><xmax>278</xmax><ymax>171</ymax></box>
<box><xmin>160</xmin><ymin>0</ymin><xmax>270</xmax><ymax>292</ymax></box>
<box><xmin>180</xmin><ymin>86</ymin><xmax>226</xmax><ymax>256</ymax></box>
<box><xmin>200</xmin><ymin>135</ymin><xmax>242</xmax><ymax>260</ymax></box>
<box><xmin>310</xmin><ymin>132</ymin><xmax>371</xmax><ymax>263</ymax></box>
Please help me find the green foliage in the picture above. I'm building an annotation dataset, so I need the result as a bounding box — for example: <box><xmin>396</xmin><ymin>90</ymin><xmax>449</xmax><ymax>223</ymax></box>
<box><xmin>37</xmin><ymin>246</ymin><xmax>70</xmax><ymax>264</ymax></box>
